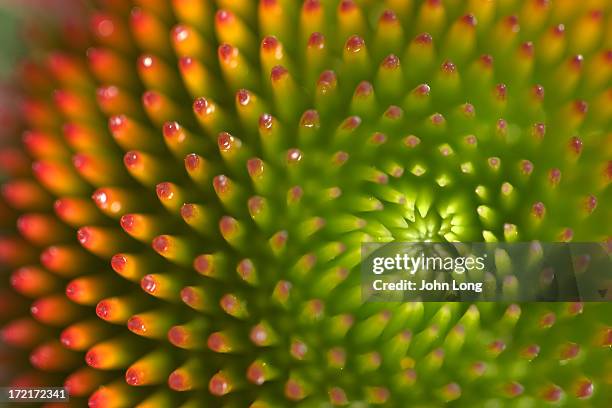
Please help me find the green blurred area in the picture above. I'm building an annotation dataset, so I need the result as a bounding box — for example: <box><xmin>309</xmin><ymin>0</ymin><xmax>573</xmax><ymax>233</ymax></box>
<box><xmin>0</xmin><ymin>5</ymin><xmax>24</xmax><ymax>80</ymax></box>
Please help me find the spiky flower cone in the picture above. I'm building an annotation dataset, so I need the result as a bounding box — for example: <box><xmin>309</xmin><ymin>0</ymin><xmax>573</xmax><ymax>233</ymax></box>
<box><xmin>0</xmin><ymin>0</ymin><xmax>611</xmax><ymax>406</ymax></box>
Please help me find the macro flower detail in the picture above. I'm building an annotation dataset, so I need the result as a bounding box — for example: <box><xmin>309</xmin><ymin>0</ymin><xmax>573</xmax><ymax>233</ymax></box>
<box><xmin>0</xmin><ymin>0</ymin><xmax>610</xmax><ymax>407</ymax></box>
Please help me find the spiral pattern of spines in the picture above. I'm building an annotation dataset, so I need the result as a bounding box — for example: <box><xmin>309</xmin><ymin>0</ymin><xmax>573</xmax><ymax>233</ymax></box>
<box><xmin>0</xmin><ymin>0</ymin><xmax>610</xmax><ymax>407</ymax></box>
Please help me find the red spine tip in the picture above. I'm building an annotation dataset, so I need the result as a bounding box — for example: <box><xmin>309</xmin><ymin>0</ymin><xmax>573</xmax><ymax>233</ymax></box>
<box><xmin>382</xmin><ymin>54</ymin><xmax>400</xmax><ymax>69</ymax></box>
<box><xmin>308</xmin><ymin>32</ymin><xmax>325</xmax><ymax>48</ymax></box>
<box><xmin>152</xmin><ymin>235</ymin><xmax>170</xmax><ymax>254</ymax></box>
<box><xmin>462</xmin><ymin>13</ymin><xmax>477</xmax><ymax>26</ymax></box>
<box><xmin>236</xmin><ymin>89</ymin><xmax>250</xmax><ymax>106</ymax></box>
<box><xmin>342</xmin><ymin>116</ymin><xmax>362</xmax><ymax>130</ymax></box>
<box><xmin>532</xmin><ymin>202</ymin><xmax>546</xmax><ymax>218</ymax></box>
<box><xmin>193</xmin><ymin>97</ymin><xmax>213</xmax><ymax>115</ymax></box>
<box><xmin>156</xmin><ymin>182</ymin><xmax>174</xmax><ymax>200</ymax></box>
<box><xmin>261</xmin><ymin>36</ymin><xmax>279</xmax><ymax>51</ymax></box>
<box><xmin>127</xmin><ymin>316</ymin><xmax>146</xmax><ymax>334</ymax></box>
<box><xmin>180</xmin><ymin>287</ymin><xmax>199</xmax><ymax>306</ymax></box>
<box><xmin>108</xmin><ymin>114</ymin><xmax>126</xmax><ymax>132</ymax></box>
<box><xmin>345</xmin><ymin>35</ymin><xmax>365</xmax><ymax>53</ymax></box>
<box><xmin>271</xmin><ymin>65</ymin><xmax>288</xmax><ymax>81</ymax></box>
<box><xmin>209</xmin><ymin>372</ymin><xmax>230</xmax><ymax>396</ymax></box>
<box><xmin>216</xmin><ymin>9</ymin><xmax>233</xmax><ymax>24</ymax></box>
<box><xmin>219</xmin><ymin>216</ymin><xmax>239</xmax><ymax>236</ymax></box>
<box><xmin>168</xmin><ymin>371</ymin><xmax>189</xmax><ymax>391</ymax></box>
<box><xmin>385</xmin><ymin>105</ymin><xmax>403</xmax><ymax>119</ymax></box>
<box><xmin>185</xmin><ymin>153</ymin><xmax>200</xmax><ymax>171</ymax></box>
<box><xmin>163</xmin><ymin>121</ymin><xmax>180</xmax><ymax>139</ymax></box>
<box><xmin>194</xmin><ymin>255</ymin><xmax>212</xmax><ymax>274</ymax></box>
<box><xmin>119</xmin><ymin>215</ymin><xmax>135</xmax><ymax>232</ymax></box>
<box><xmin>339</xmin><ymin>0</ymin><xmax>356</xmax><ymax>12</ymax></box>
<box><xmin>140</xmin><ymin>274</ymin><xmax>157</xmax><ymax>294</ymax></box>
<box><xmin>111</xmin><ymin>254</ymin><xmax>127</xmax><ymax>273</ymax></box>
<box><xmin>415</xmin><ymin>32</ymin><xmax>433</xmax><ymax>44</ymax></box>
<box><xmin>287</xmin><ymin>149</ymin><xmax>303</xmax><ymax>164</ymax></box>
<box><xmin>213</xmin><ymin>174</ymin><xmax>230</xmax><ymax>194</ymax></box>
<box><xmin>300</xmin><ymin>110</ymin><xmax>320</xmax><ymax>128</ymax></box>
<box><xmin>218</xmin><ymin>43</ymin><xmax>236</xmax><ymax>62</ymax></box>
<box><xmin>259</xmin><ymin>113</ymin><xmax>273</xmax><ymax>130</ymax></box>
<box><xmin>441</xmin><ymin>60</ymin><xmax>456</xmax><ymax>74</ymax></box>
<box><xmin>95</xmin><ymin>300</ymin><xmax>110</xmax><ymax>319</ymax></box>
<box><xmin>142</xmin><ymin>91</ymin><xmax>160</xmax><ymax>108</ymax></box>
<box><xmin>247</xmin><ymin>362</ymin><xmax>266</xmax><ymax>385</ymax></box>
<box><xmin>125</xmin><ymin>368</ymin><xmax>141</xmax><ymax>386</ymax></box>
<box><xmin>247</xmin><ymin>158</ymin><xmax>264</xmax><ymax>178</ymax></box>
<box><xmin>285</xmin><ymin>379</ymin><xmax>305</xmax><ymax>400</ymax></box>
<box><xmin>180</xmin><ymin>203</ymin><xmax>196</xmax><ymax>220</ymax></box>
<box><xmin>575</xmin><ymin>380</ymin><xmax>594</xmax><ymax>399</ymax></box>
<box><xmin>207</xmin><ymin>333</ymin><xmax>226</xmax><ymax>352</ymax></box>
<box><xmin>168</xmin><ymin>326</ymin><xmax>187</xmax><ymax>347</ymax></box>
<box><xmin>355</xmin><ymin>81</ymin><xmax>373</xmax><ymax>97</ymax></box>
<box><xmin>65</xmin><ymin>281</ymin><xmax>80</xmax><ymax>300</ymax></box>
<box><xmin>573</xmin><ymin>100</ymin><xmax>588</xmax><ymax>114</ymax></box>
<box><xmin>85</xmin><ymin>350</ymin><xmax>100</xmax><ymax>368</ymax></box>
<box><xmin>570</xmin><ymin>54</ymin><xmax>584</xmax><ymax>70</ymax></box>
<box><xmin>139</xmin><ymin>54</ymin><xmax>154</xmax><ymax>69</ymax></box>
<box><xmin>542</xmin><ymin>385</ymin><xmax>563</xmax><ymax>402</ymax></box>
<box><xmin>568</xmin><ymin>136</ymin><xmax>583</xmax><ymax>155</ymax></box>
<box><xmin>584</xmin><ymin>195</ymin><xmax>597</xmax><ymax>214</ymax></box>
<box><xmin>380</xmin><ymin>9</ymin><xmax>397</xmax><ymax>23</ymax></box>
<box><xmin>303</xmin><ymin>0</ymin><xmax>321</xmax><ymax>12</ymax></box>
<box><xmin>123</xmin><ymin>151</ymin><xmax>139</xmax><ymax>168</ymax></box>
<box><xmin>76</xmin><ymin>227</ymin><xmax>91</xmax><ymax>246</ymax></box>
<box><xmin>218</xmin><ymin>132</ymin><xmax>240</xmax><ymax>152</ymax></box>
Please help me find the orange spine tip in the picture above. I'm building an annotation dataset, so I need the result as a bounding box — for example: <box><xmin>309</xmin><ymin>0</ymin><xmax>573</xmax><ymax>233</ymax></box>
<box><xmin>168</xmin><ymin>359</ymin><xmax>205</xmax><ymax>391</ymax></box>
<box><xmin>10</xmin><ymin>266</ymin><xmax>58</xmax><ymax>298</ymax></box>
<box><xmin>32</xmin><ymin>160</ymin><xmax>88</xmax><ymax>196</ymax></box>
<box><xmin>141</xmin><ymin>273</ymin><xmax>181</xmax><ymax>301</ymax></box>
<box><xmin>66</xmin><ymin>275</ymin><xmax>113</xmax><ymax>305</ymax></box>
<box><xmin>125</xmin><ymin>350</ymin><xmax>173</xmax><ymax>386</ymax></box>
<box><xmin>209</xmin><ymin>370</ymin><xmax>243</xmax><ymax>396</ymax></box>
<box><xmin>2</xmin><ymin>180</ymin><xmax>52</xmax><ymax>211</ymax></box>
<box><xmin>168</xmin><ymin>319</ymin><xmax>208</xmax><ymax>350</ymax></box>
<box><xmin>1</xmin><ymin>318</ymin><xmax>46</xmax><ymax>348</ymax></box>
<box><xmin>30</xmin><ymin>295</ymin><xmax>81</xmax><ymax>326</ymax></box>
<box><xmin>22</xmin><ymin>130</ymin><xmax>69</xmax><ymax>160</ymax></box>
<box><xmin>108</xmin><ymin>114</ymin><xmax>162</xmax><ymax>151</ymax></box>
<box><xmin>142</xmin><ymin>90</ymin><xmax>182</xmax><ymax>126</ymax></box>
<box><xmin>92</xmin><ymin>187</ymin><xmax>139</xmax><ymax>218</ymax></box>
<box><xmin>156</xmin><ymin>181</ymin><xmax>187</xmax><ymax>212</ymax></box>
<box><xmin>60</xmin><ymin>320</ymin><xmax>109</xmax><ymax>350</ymax></box>
<box><xmin>218</xmin><ymin>43</ymin><xmax>255</xmax><ymax>91</ymax></box>
<box><xmin>30</xmin><ymin>341</ymin><xmax>80</xmax><ymax>371</ymax></box>
<box><xmin>85</xmin><ymin>338</ymin><xmax>140</xmax><ymax>370</ymax></box>
<box><xmin>138</xmin><ymin>54</ymin><xmax>179</xmax><ymax>95</ymax></box>
<box><xmin>193</xmin><ymin>96</ymin><xmax>229</xmax><ymax>136</ymax></box>
<box><xmin>40</xmin><ymin>244</ymin><xmax>92</xmax><ymax>277</ymax></box>
<box><xmin>110</xmin><ymin>253</ymin><xmax>149</xmax><ymax>281</ymax></box>
<box><xmin>64</xmin><ymin>367</ymin><xmax>107</xmax><ymax>397</ymax></box>
<box><xmin>77</xmin><ymin>226</ymin><xmax>131</xmax><ymax>257</ymax></box>
<box><xmin>184</xmin><ymin>153</ymin><xmax>211</xmax><ymax>186</ymax></box>
<box><xmin>127</xmin><ymin>309</ymin><xmax>174</xmax><ymax>339</ymax></box>
<box><xmin>152</xmin><ymin>234</ymin><xmax>193</xmax><ymax>266</ymax></box>
<box><xmin>96</xmin><ymin>296</ymin><xmax>144</xmax><ymax>324</ymax></box>
<box><xmin>54</xmin><ymin>197</ymin><xmax>102</xmax><ymax>227</ymax></box>
<box><xmin>16</xmin><ymin>213</ymin><xmax>70</xmax><ymax>246</ymax></box>
<box><xmin>215</xmin><ymin>10</ymin><xmax>255</xmax><ymax>56</ymax></box>
<box><xmin>123</xmin><ymin>150</ymin><xmax>168</xmax><ymax>187</ymax></box>
<box><xmin>130</xmin><ymin>7</ymin><xmax>171</xmax><ymax>56</ymax></box>
<box><xmin>87</xmin><ymin>47</ymin><xmax>134</xmax><ymax>87</ymax></box>
<box><xmin>96</xmin><ymin>85</ymin><xmax>140</xmax><ymax>117</ymax></box>
<box><xmin>180</xmin><ymin>285</ymin><xmax>214</xmax><ymax>312</ymax></box>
